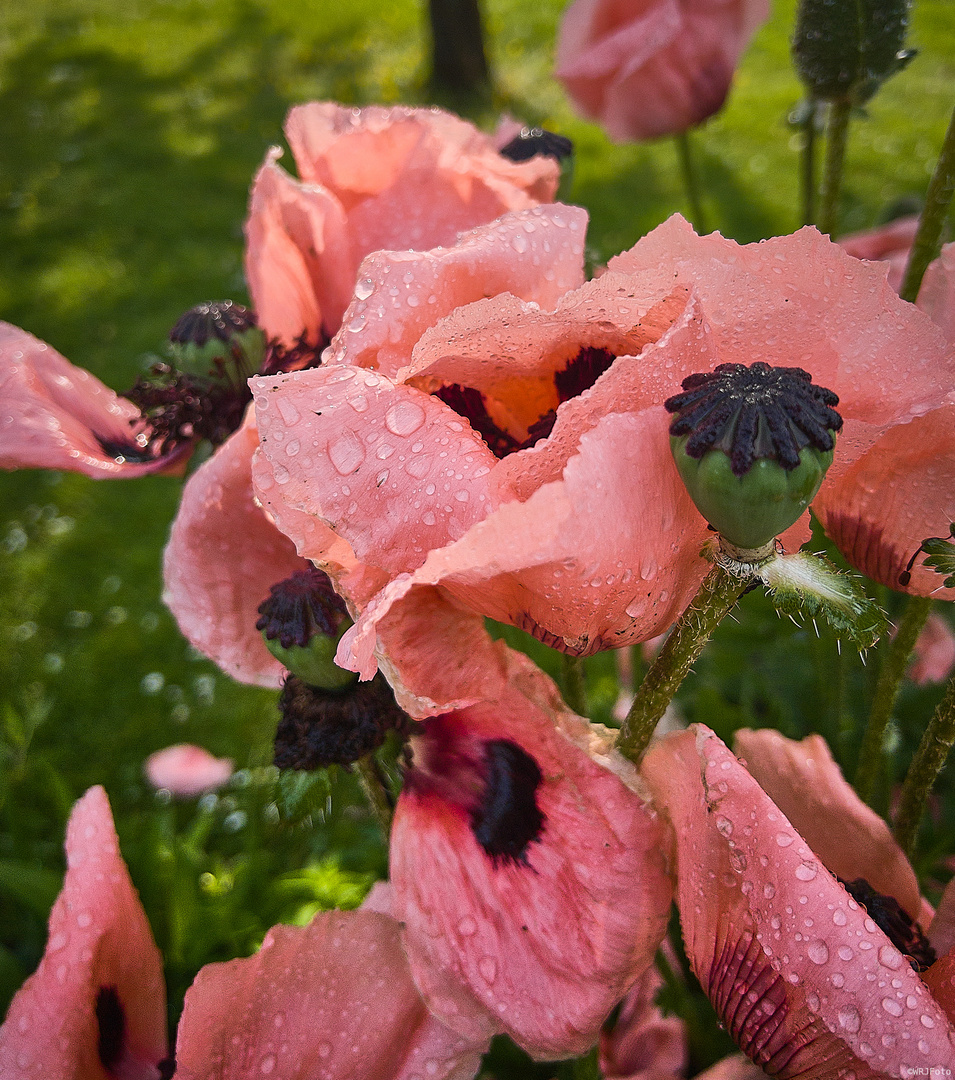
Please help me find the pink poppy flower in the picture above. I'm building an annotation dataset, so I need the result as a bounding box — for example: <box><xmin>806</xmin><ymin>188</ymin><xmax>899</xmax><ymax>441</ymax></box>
<box><xmin>642</xmin><ymin>725</ymin><xmax>955</xmax><ymax>1074</ymax></box>
<box><xmin>909</xmin><ymin>613</ymin><xmax>955</xmax><ymax>686</ymax></box>
<box><xmin>144</xmin><ymin>744</ymin><xmax>234</xmax><ymax>798</ymax></box>
<box><xmin>599</xmin><ymin>960</ymin><xmax>687</xmax><ymax>1080</ymax></box>
<box><xmin>555</xmin><ymin>0</ymin><xmax>770</xmax><ymax>142</ymax></box>
<box><xmin>388</xmin><ymin>641</ymin><xmax>672</xmax><ymax>1058</ymax></box>
<box><xmin>252</xmin><ymin>213</ymin><xmax>955</xmax><ymax>698</ymax></box>
<box><xmin>0</xmin><ymin>786</ymin><xmax>169</xmax><ymax>1079</ymax></box>
<box><xmin>839</xmin><ymin>216</ymin><xmax>921</xmax><ymax>296</ymax></box>
<box><xmin>173</xmin><ymin>901</ymin><xmax>489</xmax><ymax>1080</ymax></box>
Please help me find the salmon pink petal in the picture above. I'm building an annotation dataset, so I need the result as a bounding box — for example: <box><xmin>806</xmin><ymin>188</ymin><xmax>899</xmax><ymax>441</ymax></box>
<box><xmin>144</xmin><ymin>744</ymin><xmax>234</xmax><ymax>798</ymax></box>
<box><xmin>812</xmin><ymin>404</ymin><xmax>955</xmax><ymax>597</ymax></box>
<box><xmin>284</xmin><ymin>103</ymin><xmax>558</xmax><ymax>255</ymax></box>
<box><xmin>0</xmin><ymin>786</ymin><xmax>168</xmax><ymax>1079</ymax></box>
<box><xmin>163</xmin><ymin>410</ymin><xmax>309</xmax><ymax>687</ymax></box>
<box><xmin>556</xmin><ymin>0</ymin><xmax>769</xmax><ymax>142</ymax></box>
<box><xmin>252</xmin><ymin>367</ymin><xmax>495</xmax><ymax>576</ymax></box>
<box><xmin>173</xmin><ymin>909</ymin><xmax>488</xmax><ymax>1080</ymax></box>
<box><xmin>695</xmin><ymin>1056</ymin><xmax>773</xmax><ymax>1080</ymax></box>
<box><xmin>323</xmin><ymin>205</ymin><xmax>587</xmax><ymax>378</ymax></box>
<box><xmin>732</xmin><ymin>728</ymin><xmax>922</xmax><ymax>920</ymax></box>
<box><xmin>919</xmin><ymin>242</ymin><xmax>955</xmax><ymax>342</ymax></box>
<box><xmin>642</xmin><ymin>727</ymin><xmax>955</xmax><ymax>1074</ymax></box>
<box><xmin>244</xmin><ymin>150</ymin><xmax>356</xmax><ymax>345</ymax></box>
<box><xmin>391</xmin><ymin>648</ymin><xmax>672</xmax><ymax>1058</ymax></box>
<box><xmin>0</xmin><ymin>322</ymin><xmax>183</xmax><ymax>478</ymax></box>
<box><xmin>599</xmin><ymin>962</ymin><xmax>686</xmax><ymax>1080</ymax></box>
<box><xmin>838</xmin><ymin>215</ymin><xmax>920</xmax><ymax>294</ymax></box>
<box><xmin>922</xmin><ymin>949</ymin><xmax>955</xmax><ymax>1026</ymax></box>
<box><xmin>909</xmin><ymin>613</ymin><xmax>955</xmax><ymax>685</ymax></box>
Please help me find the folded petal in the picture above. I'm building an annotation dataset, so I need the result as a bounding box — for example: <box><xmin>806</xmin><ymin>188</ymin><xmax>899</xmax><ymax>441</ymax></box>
<box><xmin>391</xmin><ymin>647</ymin><xmax>672</xmax><ymax>1058</ymax></box>
<box><xmin>642</xmin><ymin>727</ymin><xmax>955</xmax><ymax>1075</ymax></box>
<box><xmin>0</xmin><ymin>787</ymin><xmax>168</xmax><ymax>1080</ymax></box>
<box><xmin>163</xmin><ymin>409</ymin><xmax>310</xmax><ymax>687</ymax></box>
<box><xmin>0</xmin><ymin>322</ymin><xmax>183</xmax><ymax>478</ymax></box>
<box><xmin>174</xmin><ymin>909</ymin><xmax>488</xmax><ymax>1080</ymax></box>
<box><xmin>732</xmin><ymin>728</ymin><xmax>922</xmax><ymax>921</ymax></box>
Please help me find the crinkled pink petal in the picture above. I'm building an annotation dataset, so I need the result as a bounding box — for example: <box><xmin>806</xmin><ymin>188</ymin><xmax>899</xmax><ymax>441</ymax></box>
<box><xmin>599</xmin><ymin>962</ymin><xmax>686</xmax><ymax>1080</ymax></box>
<box><xmin>909</xmin><ymin>613</ymin><xmax>955</xmax><ymax>685</ymax></box>
<box><xmin>323</xmin><ymin>205</ymin><xmax>587</xmax><ymax>378</ymax></box>
<box><xmin>0</xmin><ymin>322</ymin><xmax>184</xmax><ymax>478</ymax></box>
<box><xmin>163</xmin><ymin>409</ymin><xmax>309</xmax><ymax>687</ymax></box>
<box><xmin>252</xmin><ymin>367</ymin><xmax>496</xmax><ymax>577</ymax></box>
<box><xmin>244</xmin><ymin>150</ymin><xmax>356</xmax><ymax>346</ymax></box>
<box><xmin>642</xmin><ymin>727</ymin><xmax>955</xmax><ymax>1075</ymax></box>
<box><xmin>919</xmin><ymin>242</ymin><xmax>955</xmax><ymax>343</ymax></box>
<box><xmin>556</xmin><ymin>0</ymin><xmax>769</xmax><ymax>142</ymax></box>
<box><xmin>144</xmin><ymin>744</ymin><xmax>234</xmax><ymax>798</ymax></box>
<box><xmin>732</xmin><ymin>728</ymin><xmax>922</xmax><ymax>920</ymax></box>
<box><xmin>813</xmin><ymin>404</ymin><xmax>955</xmax><ymax>597</ymax></box>
<box><xmin>174</xmin><ymin>909</ymin><xmax>488</xmax><ymax>1080</ymax></box>
<box><xmin>0</xmin><ymin>786</ymin><xmax>167</xmax><ymax>1079</ymax></box>
<box><xmin>838</xmin><ymin>216</ymin><xmax>920</xmax><ymax>295</ymax></box>
<box><xmin>391</xmin><ymin>648</ymin><xmax>672</xmax><ymax>1058</ymax></box>
<box><xmin>284</xmin><ymin>103</ymin><xmax>558</xmax><ymax>255</ymax></box>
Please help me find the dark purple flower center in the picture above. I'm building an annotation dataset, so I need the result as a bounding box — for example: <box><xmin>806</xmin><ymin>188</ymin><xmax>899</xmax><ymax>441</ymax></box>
<box><xmin>435</xmin><ymin>345</ymin><xmax>616</xmax><ymax>460</ymax></box>
<box><xmin>665</xmin><ymin>361</ymin><xmax>843</xmax><ymax>476</ymax></box>
<box><xmin>841</xmin><ymin>877</ymin><xmax>937</xmax><ymax>971</ymax></box>
<box><xmin>498</xmin><ymin>127</ymin><xmax>574</xmax><ymax>164</ymax></box>
<box><xmin>256</xmin><ymin>567</ymin><xmax>349</xmax><ymax>649</ymax></box>
<box><xmin>95</xmin><ymin>985</ymin><xmax>124</xmax><ymax>1071</ymax></box>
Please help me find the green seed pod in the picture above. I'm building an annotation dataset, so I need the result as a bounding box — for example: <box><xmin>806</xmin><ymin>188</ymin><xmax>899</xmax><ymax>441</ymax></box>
<box><xmin>168</xmin><ymin>301</ymin><xmax>265</xmax><ymax>379</ymax></box>
<box><xmin>263</xmin><ymin>624</ymin><xmax>358</xmax><ymax>692</ymax></box>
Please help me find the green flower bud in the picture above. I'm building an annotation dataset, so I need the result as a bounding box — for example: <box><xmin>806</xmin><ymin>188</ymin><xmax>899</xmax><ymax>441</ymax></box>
<box><xmin>168</xmin><ymin>301</ymin><xmax>265</xmax><ymax>380</ymax></box>
<box><xmin>665</xmin><ymin>362</ymin><xmax>843</xmax><ymax>552</ymax></box>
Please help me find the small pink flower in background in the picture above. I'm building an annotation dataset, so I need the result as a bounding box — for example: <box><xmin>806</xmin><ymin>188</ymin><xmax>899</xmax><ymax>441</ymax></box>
<box><xmin>0</xmin><ymin>786</ymin><xmax>169</xmax><ymax>1079</ymax></box>
<box><xmin>909</xmin><ymin>613</ymin><xmax>955</xmax><ymax>686</ymax></box>
<box><xmin>555</xmin><ymin>0</ymin><xmax>770</xmax><ymax>142</ymax></box>
<box><xmin>642</xmin><ymin>726</ymin><xmax>955</xmax><ymax>1072</ymax></box>
<box><xmin>144</xmin><ymin>744</ymin><xmax>234</xmax><ymax>798</ymax></box>
<box><xmin>839</xmin><ymin>215</ymin><xmax>921</xmax><ymax>294</ymax></box>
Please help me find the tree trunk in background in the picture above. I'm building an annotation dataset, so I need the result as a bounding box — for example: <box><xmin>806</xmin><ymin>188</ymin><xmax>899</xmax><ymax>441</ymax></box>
<box><xmin>428</xmin><ymin>0</ymin><xmax>490</xmax><ymax>95</ymax></box>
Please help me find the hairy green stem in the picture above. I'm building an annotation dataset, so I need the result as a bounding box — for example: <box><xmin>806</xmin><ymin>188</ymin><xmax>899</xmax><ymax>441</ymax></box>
<box><xmin>355</xmin><ymin>755</ymin><xmax>394</xmax><ymax>835</ymax></box>
<box><xmin>818</xmin><ymin>98</ymin><xmax>852</xmax><ymax>236</ymax></box>
<box><xmin>617</xmin><ymin>563</ymin><xmax>752</xmax><ymax>765</ymax></box>
<box><xmin>899</xmin><ymin>100</ymin><xmax>955</xmax><ymax>304</ymax></box>
<box><xmin>855</xmin><ymin>596</ymin><xmax>934</xmax><ymax>803</ymax></box>
<box><xmin>676</xmin><ymin>130</ymin><xmax>707</xmax><ymax>234</ymax></box>
<box><xmin>801</xmin><ymin>98</ymin><xmax>818</xmax><ymax>226</ymax></box>
<box><xmin>561</xmin><ymin>654</ymin><xmax>588</xmax><ymax>716</ymax></box>
<box><xmin>894</xmin><ymin>676</ymin><xmax>955</xmax><ymax>858</ymax></box>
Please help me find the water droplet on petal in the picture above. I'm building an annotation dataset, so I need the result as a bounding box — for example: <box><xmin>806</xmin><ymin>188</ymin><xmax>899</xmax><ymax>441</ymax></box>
<box><xmin>807</xmin><ymin>939</ymin><xmax>829</xmax><ymax>964</ymax></box>
<box><xmin>385</xmin><ymin>401</ymin><xmax>426</xmax><ymax>436</ymax></box>
<box><xmin>478</xmin><ymin>956</ymin><xmax>497</xmax><ymax>983</ymax></box>
<box><xmin>328</xmin><ymin>430</ymin><xmax>365</xmax><ymax>475</ymax></box>
<box><xmin>355</xmin><ymin>278</ymin><xmax>374</xmax><ymax>300</ymax></box>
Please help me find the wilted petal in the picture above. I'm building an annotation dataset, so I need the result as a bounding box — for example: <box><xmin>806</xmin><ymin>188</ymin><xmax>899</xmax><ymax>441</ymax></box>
<box><xmin>0</xmin><ymin>323</ymin><xmax>183</xmax><ymax>478</ymax></box>
<box><xmin>391</xmin><ymin>649</ymin><xmax>672</xmax><ymax>1058</ymax></box>
<box><xmin>174</xmin><ymin>909</ymin><xmax>488</xmax><ymax>1080</ymax></box>
<box><xmin>732</xmin><ymin>728</ymin><xmax>922</xmax><ymax>921</ymax></box>
<box><xmin>244</xmin><ymin>149</ymin><xmax>356</xmax><ymax>346</ymax></box>
<box><xmin>642</xmin><ymin>726</ymin><xmax>955</xmax><ymax>1075</ymax></box>
<box><xmin>0</xmin><ymin>787</ymin><xmax>168</xmax><ymax>1079</ymax></box>
<box><xmin>144</xmin><ymin>744</ymin><xmax>234</xmax><ymax>798</ymax></box>
<box><xmin>163</xmin><ymin>409</ymin><xmax>309</xmax><ymax>687</ymax></box>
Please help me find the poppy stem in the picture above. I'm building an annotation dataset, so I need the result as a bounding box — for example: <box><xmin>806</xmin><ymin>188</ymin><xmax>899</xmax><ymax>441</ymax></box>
<box><xmin>565</xmin><ymin>1044</ymin><xmax>600</xmax><ymax>1080</ymax></box>
<box><xmin>899</xmin><ymin>100</ymin><xmax>955</xmax><ymax>304</ymax></box>
<box><xmin>617</xmin><ymin>561</ymin><xmax>751</xmax><ymax>765</ymax></box>
<box><xmin>675</xmin><ymin>130</ymin><xmax>707</xmax><ymax>234</ymax></box>
<box><xmin>561</xmin><ymin>654</ymin><xmax>588</xmax><ymax>716</ymax></box>
<box><xmin>855</xmin><ymin>595</ymin><xmax>934</xmax><ymax>805</ymax></box>
<box><xmin>894</xmin><ymin>673</ymin><xmax>955</xmax><ymax>857</ymax></box>
<box><xmin>354</xmin><ymin>755</ymin><xmax>394</xmax><ymax>835</ymax></box>
<box><xmin>818</xmin><ymin>98</ymin><xmax>852</xmax><ymax>237</ymax></box>
<box><xmin>800</xmin><ymin>97</ymin><xmax>819</xmax><ymax>225</ymax></box>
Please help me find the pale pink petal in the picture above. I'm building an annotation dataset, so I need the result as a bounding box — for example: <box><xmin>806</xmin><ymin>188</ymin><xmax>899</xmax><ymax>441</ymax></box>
<box><xmin>252</xmin><ymin>367</ymin><xmax>496</xmax><ymax>577</ymax></box>
<box><xmin>163</xmin><ymin>409</ymin><xmax>309</xmax><ymax>687</ymax></box>
<box><xmin>0</xmin><ymin>322</ymin><xmax>184</xmax><ymax>478</ymax></box>
<box><xmin>642</xmin><ymin>727</ymin><xmax>955</xmax><ymax>1073</ymax></box>
<box><xmin>0</xmin><ymin>787</ymin><xmax>167</xmax><ymax>1080</ymax></box>
<box><xmin>919</xmin><ymin>242</ymin><xmax>955</xmax><ymax>342</ymax></box>
<box><xmin>599</xmin><ymin>963</ymin><xmax>686</xmax><ymax>1080</ymax></box>
<box><xmin>144</xmin><ymin>744</ymin><xmax>234</xmax><ymax>798</ymax></box>
<box><xmin>391</xmin><ymin>649</ymin><xmax>672</xmax><ymax>1058</ymax></box>
<box><xmin>732</xmin><ymin>728</ymin><xmax>922</xmax><ymax>921</ymax></box>
<box><xmin>323</xmin><ymin>205</ymin><xmax>587</xmax><ymax>378</ymax></box>
<box><xmin>909</xmin><ymin>613</ymin><xmax>955</xmax><ymax>685</ymax></box>
<box><xmin>284</xmin><ymin>103</ymin><xmax>558</xmax><ymax>256</ymax></box>
<box><xmin>556</xmin><ymin>0</ymin><xmax>770</xmax><ymax>142</ymax></box>
<box><xmin>174</xmin><ymin>909</ymin><xmax>488</xmax><ymax>1080</ymax></box>
<box><xmin>244</xmin><ymin>150</ymin><xmax>356</xmax><ymax>346</ymax></box>
<box><xmin>838</xmin><ymin>215</ymin><xmax>921</xmax><ymax>294</ymax></box>
<box><xmin>813</xmin><ymin>404</ymin><xmax>955</xmax><ymax>597</ymax></box>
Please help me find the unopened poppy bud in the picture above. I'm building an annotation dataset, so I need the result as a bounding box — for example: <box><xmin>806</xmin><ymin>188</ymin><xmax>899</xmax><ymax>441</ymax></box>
<box><xmin>256</xmin><ymin>567</ymin><xmax>358</xmax><ymax>691</ymax></box>
<box><xmin>169</xmin><ymin>301</ymin><xmax>265</xmax><ymax>380</ymax></box>
<box><xmin>665</xmin><ymin>362</ymin><xmax>843</xmax><ymax>552</ymax></box>
<box><xmin>792</xmin><ymin>0</ymin><xmax>914</xmax><ymax>105</ymax></box>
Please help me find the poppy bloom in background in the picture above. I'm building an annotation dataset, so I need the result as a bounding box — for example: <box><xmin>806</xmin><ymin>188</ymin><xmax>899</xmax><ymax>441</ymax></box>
<box><xmin>642</xmin><ymin>726</ymin><xmax>955</xmax><ymax>1074</ymax></box>
<box><xmin>0</xmin><ymin>786</ymin><xmax>170</xmax><ymax>1080</ymax></box>
<box><xmin>555</xmin><ymin>0</ymin><xmax>770</xmax><ymax>142</ymax></box>
<box><xmin>144</xmin><ymin>744</ymin><xmax>234</xmax><ymax>799</ymax></box>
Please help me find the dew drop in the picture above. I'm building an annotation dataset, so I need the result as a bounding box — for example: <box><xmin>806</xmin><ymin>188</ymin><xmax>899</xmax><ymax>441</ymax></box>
<box><xmin>355</xmin><ymin>278</ymin><xmax>374</xmax><ymax>300</ymax></box>
<box><xmin>457</xmin><ymin>917</ymin><xmax>477</xmax><ymax>937</ymax></box>
<box><xmin>385</xmin><ymin>401</ymin><xmax>426</xmax><ymax>436</ymax></box>
<box><xmin>328</xmin><ymin>430</ymin><xmax>365</xmax><ymax>475</ymax></box>
<box><xmin>807</xmin><ymin>939</ymin><xmax>829</xmax><ymax>965</ymax></box>
<box><xmin>838</xmin><ymin>1006</ymin><xmax>861</xmax><ymax>1033</ymax></box>
<box><xmin>478</xmin><ymin>956</ymin><xmax>497</xmax><ymax>983</ymax></box>
<box><xmin>880</xmin><ymin>997</ymin><xmax>903</xmax><ymax>1017</ymax></box>
<box><xmin>878</xmin><ymin>944</ymin><xmax>904</xmax><ymax>970</ymax></box>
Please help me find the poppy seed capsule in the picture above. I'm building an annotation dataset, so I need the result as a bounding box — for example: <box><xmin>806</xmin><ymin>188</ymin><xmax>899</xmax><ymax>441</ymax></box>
<box><xmin>665</xmin><ymin>362</ymin><xmax>842</xmax><ymax>551</ymax></box>
<box><xmin>168</xmin><ymin>300</ymin><xmax>265</xmax><ymax>380</ymax></box>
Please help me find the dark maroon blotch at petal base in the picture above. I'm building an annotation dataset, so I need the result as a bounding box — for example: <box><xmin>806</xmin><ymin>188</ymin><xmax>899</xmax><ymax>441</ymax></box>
<box><xmin>498</xmin><ymin>127</ymin><xmax>574</xmax><ymax>164</ymax></box>
<box><xmin>470</xmin><ymin>739</ymin><xmax>546</xmax><ymax>867</ymax></box>
<box><xmin>841</xmin><ymin>877</ymin><xmax>937</xmax><ymax>972</ymax></box>
<box><xmin>96</xmin><ymin>985</ymin><xmax>125</xmax><ymax>1072</ymax></box>
<box><xmin>256</xmin><ymin>565</ymin><xmax>349</xmax><ymax>649</ymax></box>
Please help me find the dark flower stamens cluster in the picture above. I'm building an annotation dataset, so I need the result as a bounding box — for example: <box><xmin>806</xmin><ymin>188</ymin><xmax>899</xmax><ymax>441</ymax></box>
<box><xmin>665</xmin><ymin>361</ymin><xmax>843</xmax><ymax>477</ymax></box>
<box><xmin>840</xmin><ymin>877</ymin><xmax>937</xmax><ymax>972</ymax></box>
<box><xmin>256</xmin><ymin>567</ymin><xmax>349</xmax><ymax>650</ymax></box>
<box><xmin>499</xmin><ymin>127</ymin><xmax>574</xmax><ymax>164</ymax></box>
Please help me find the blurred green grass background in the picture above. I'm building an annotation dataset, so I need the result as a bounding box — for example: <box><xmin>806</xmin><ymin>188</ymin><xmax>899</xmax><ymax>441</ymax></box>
<box><xmin>1</xmin><ymin>0</ymin><xmax>953</xmax><ymax>1049</ymax></box>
